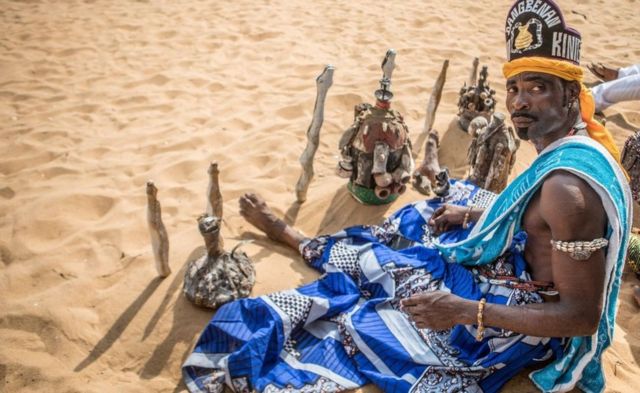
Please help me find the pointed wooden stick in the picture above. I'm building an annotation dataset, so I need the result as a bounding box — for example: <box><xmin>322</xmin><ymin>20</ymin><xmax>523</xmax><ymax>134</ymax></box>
<box><xmin>206</xmin><ymin>162</ymin><xmax>223</xmax><ymax>218</ymax></box>
<box><xmin>468</xmin><ymin>57</ymin><xmax>479</xmax><ymax>86</ymax></box>
<box><xmin>146</xmin><ymin>180</ymin><xmax>170</xmax><ymax>277</ymax></box>
<box><xmin>413</xmin><ymin>60</ymin><xmax>449</xmax><ymax>157</ymax></box>
<box><xmin>423</xmin><ymin>60</ymin><xmax>449</xmax><ymax>134</ymax></box>
<box><xmin>295</xmin><ymin>65</ymin><xmax>335</xmax><ymax>203</ymax></box>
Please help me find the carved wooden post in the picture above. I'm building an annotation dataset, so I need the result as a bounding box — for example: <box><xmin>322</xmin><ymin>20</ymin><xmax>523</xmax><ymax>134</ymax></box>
<box><xmin>295</xmin><ymin>65</ymin><xmax>335</xmax><ymax>203</ymax></box>
<box><xmin>146</xmin><ymin>181</ymin><xmax>170</xmax><ymax>277</ymax></box>
<box><xmin>206</xmin><ymin>162</ymin><xmax>223</xmax><ymax>218</ymax></box>
<box><xmin>413</xmin><ymin>60</ymin><xmax>448</xmax><ymax>157</ymax></box>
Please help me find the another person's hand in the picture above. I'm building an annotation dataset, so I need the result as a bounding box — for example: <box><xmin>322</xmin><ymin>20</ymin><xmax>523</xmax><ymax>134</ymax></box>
<box><xmin>401</xmin><ymin>291</ymin><xmax>468</xmax><ymax>330</ymax></box>
<box><xmin>428</xmin><ymin>204</ymin><xmax>469</xmax><ymax>235</ymax></box>
<box><xmin>587</xmin><ymin>62</ymin><xmax>619</xmax><ymax>82</ymax></box>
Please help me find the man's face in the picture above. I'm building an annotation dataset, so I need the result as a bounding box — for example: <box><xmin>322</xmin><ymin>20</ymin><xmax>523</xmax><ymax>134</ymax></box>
<box><xmin>506</xmin><ymin>72</ymin><xmax>573</xmax><ymax>144</ymax></box>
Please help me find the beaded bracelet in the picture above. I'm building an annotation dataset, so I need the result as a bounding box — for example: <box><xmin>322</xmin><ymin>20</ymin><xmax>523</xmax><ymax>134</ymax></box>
<box><xmin>476</xmin><ymin>298</ymin><xmax>487</xmax><ymax>341</ymax></box>
<box><xmin>462</xmin><ymin>206</ymin><xmax>473</xmax><ymax>229</ymax></box>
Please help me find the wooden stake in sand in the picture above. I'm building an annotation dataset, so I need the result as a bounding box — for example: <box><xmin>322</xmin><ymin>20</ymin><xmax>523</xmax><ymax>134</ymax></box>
<box><xmin>206</xmin><ymin>162</ymin><xmax>223</xmax><ymax>218</ymax></box>
<box><xmin>413</xmin><ymin>60</ymin><xmax>449</xmax><ymax>158</ymax></box>
<box><xmin>468</xmin><ymin>57</ymin><xmax>479</xmax><ymax>86</ymax></box>
<box><xmin>295</xmin><ymin>65</ymin><xmax>335</xmax><ymax>203</ymax></box>
<box><xmin>146</xmin><ymin>180</ymin><xmax>171</xmax><ymax>277</ymax></box>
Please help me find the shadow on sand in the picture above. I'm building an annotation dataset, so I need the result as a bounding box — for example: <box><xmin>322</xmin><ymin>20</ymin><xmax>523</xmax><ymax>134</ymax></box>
<box><xmin>316</xmin><ymin>185</ymin><xmax>392</xmax><ymax>235</ymax></box>
<box><xmin>74</xmin><ymin>276</ymin><xmax>164</xmax><ymax>372</ymax></box>
<box><xmin>139</xmin><ymin>247</ymin><xmax>214</xmax><ymax>380</ymax></box>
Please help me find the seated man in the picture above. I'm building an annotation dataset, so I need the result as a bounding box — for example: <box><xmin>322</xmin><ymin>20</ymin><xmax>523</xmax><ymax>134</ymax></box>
<box><xmin>182</xmin><ymin>1</ymin><xmax>631</xmax><ymax>392</ymax></box>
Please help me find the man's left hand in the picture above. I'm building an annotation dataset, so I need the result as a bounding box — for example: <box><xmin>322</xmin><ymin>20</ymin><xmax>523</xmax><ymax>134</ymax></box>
<box><xmin>400</xmin><ymin>291</ymin><xmax>469</xmax><ymax>330</ymax></box>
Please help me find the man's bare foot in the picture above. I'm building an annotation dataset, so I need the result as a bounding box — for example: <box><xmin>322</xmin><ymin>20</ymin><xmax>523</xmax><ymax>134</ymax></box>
<box><xmin>239</xmin><ymin>193</ymin><xmax>307</xmax><ymax>251</ymax></box>
<box><xmin>588</xmin><ymin>62</ymin><xmax>619</xmax><ymax>82</ymax></box>
<box><xmin>633</xmin><ymin>285</ymin><xmax>640</xmax><ymax>308</ymax></box>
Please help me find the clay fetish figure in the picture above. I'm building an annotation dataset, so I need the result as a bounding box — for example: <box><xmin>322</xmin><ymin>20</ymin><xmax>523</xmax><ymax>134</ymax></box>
<box><xmin>146</xmin><ymin>180</ymin><xmax>171</xmax><ymax>277</ymax></box>
<box><xmin>466</xmin><ymin>112</ymin><xmax>520</xmax><ymax>193</ymax></box>
<box><xmin>336</xmin><ymin>49</ymin><xmax>414</xmax><ymax>204</ymax></box>
<box><xmin>183</xmin><ymin>214</ymin><xmax>255</xmax><ymax>309</ymax></box>
<box><xmin>457</xmin><ymin>65</ymin><xmax>497</xmax><ymax>132</ymax></box>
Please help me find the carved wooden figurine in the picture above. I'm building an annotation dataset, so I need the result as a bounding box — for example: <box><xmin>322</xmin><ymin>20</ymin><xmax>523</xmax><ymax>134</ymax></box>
<box><xmin>466</xmin><ymin>113</ymin><xmax>520</xmax><ymax>193</ymax></box>
<box><xmin>295</xmin><ymin>65</ymin><xmax>335</xmax><ymax>203</ymax></box>
<box><xmin>146</xmin><ymin>180</ymin><xmax>171</xmax><ymax>277</ymax></box>
<box><xmin>336</xmin><ymin>49</ymin><xmax>415</xmax><ymax>205</ymax></box>
<box><xmin>412</xmin><ymin>130</ymin><xmax>450</xmax><ymax>197</ymax></box>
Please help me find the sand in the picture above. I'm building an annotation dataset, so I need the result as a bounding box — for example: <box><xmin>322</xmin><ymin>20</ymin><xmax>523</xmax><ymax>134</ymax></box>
<box><xmin>1</xmin><ymin>0</ymin><xmax>639</xmax><ymax>392</ymax></box>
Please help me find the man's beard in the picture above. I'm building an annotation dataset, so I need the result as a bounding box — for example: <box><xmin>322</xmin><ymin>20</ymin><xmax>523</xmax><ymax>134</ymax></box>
<box><xmin>516</xmin><ymin>127</ymin><xmax>529</xmax><ymax>140</ymax></box>
<box><xmin>511</xmin><ymin>111</ymin><xmax>538</xmax><ymax>141</ymax></box>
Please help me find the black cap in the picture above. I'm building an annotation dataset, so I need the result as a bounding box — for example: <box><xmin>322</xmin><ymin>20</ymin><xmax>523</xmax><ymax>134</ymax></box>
<box><xmin>505</xmin><ymin>0</ymin><xmax>581</xmax><ymax>64</ymax></box>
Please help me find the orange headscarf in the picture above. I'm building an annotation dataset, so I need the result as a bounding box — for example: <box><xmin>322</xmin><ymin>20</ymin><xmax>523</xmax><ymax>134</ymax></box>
<box><xmin>503</xmin><ymin>56</ymin><xmax>621</xmax><ymax>164</ymax></box>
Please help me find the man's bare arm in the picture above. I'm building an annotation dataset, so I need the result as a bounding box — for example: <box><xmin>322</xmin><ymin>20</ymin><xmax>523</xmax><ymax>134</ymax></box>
<box><xmin>404</xmin><ymin>172</ymin><xmax>607</xmax><ymax>337</ymax></box>
<box><xmin>469</xmin><ymin>172</ymin><xmax>606</xmax><ymax>336</ymax></box>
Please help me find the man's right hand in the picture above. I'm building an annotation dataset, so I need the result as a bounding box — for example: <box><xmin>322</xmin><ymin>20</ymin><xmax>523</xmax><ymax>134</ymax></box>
<box><xmin>428</xmin><ymin>204</ymin><xmax>469</xmax><ymax>235</ymax></box>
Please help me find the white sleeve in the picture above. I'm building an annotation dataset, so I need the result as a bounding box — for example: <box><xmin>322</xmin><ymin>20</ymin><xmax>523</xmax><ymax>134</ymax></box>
<box><xmin>591</xmin><ymin>73</ymin><xmax>640</xmax><ymax>112</ymax></box>
<box><xmin>618</xmin><ymin>64</ymin><xmax>640</xmax><ymax>78</ymax></box>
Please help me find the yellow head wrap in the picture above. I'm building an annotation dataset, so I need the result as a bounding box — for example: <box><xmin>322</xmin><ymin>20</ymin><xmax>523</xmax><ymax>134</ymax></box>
<box><xmin>503</xmin><ymin>56</ymin><xmax>621</xmax><ymax>163</ymax></box>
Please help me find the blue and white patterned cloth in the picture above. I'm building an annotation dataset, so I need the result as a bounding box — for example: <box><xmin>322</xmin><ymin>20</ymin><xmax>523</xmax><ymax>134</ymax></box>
<box><xmin>183</xmin><ymin>136</ymin><xmax>630</xmax><ymax>393</ymax></box>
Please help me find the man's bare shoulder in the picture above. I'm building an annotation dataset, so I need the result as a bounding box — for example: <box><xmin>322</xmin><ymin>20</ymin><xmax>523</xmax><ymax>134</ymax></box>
<box><xmin>538</xmin><ymin>170</ymin><xmax>606</xmax><ymax>238</ymax></box>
